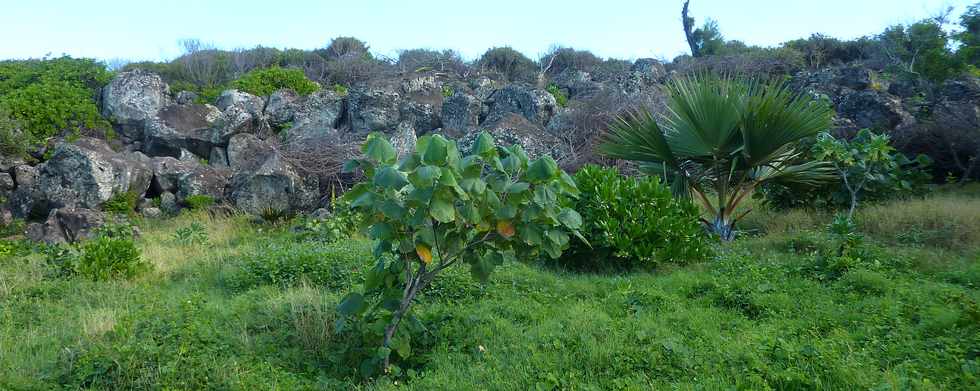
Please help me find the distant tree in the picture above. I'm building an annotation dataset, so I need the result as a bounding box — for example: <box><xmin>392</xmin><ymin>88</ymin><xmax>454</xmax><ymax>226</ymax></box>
<box><xmin>956</xmin><ymin>3</ymin><xmax>980</xmax><ymax>67</ymax></box>
<box><xmin>478</xmin><ymin>47</ymin><xmax>537</xmax><ymax>83</ymax></box>
<box><xmin>681</xmin><ymin>1</ymin><xmax>725</xmax><ymax>57</ymax></box>
<box><xmin>322</xmin><ymin>37</ymin><xmax>371</xmax><ymax>60</ymax></box>
<box><xmin>876</xmin><ymin>19</ymin><xmax>961</xmax><ymax>81</ymax></box>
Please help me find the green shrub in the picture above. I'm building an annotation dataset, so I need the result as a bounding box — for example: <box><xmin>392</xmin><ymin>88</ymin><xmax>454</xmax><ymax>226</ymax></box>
<box><xmin>0</xmin><ymin>57</ymin><xmax>112</xmax><ymax>145</ymax></box>
<box><xmin>102</xmin><ymin>191</ymin><xmax>140</xmax><ymax>214</ymax></box>
<box><xmin>232</xmin><ymin>66</ymin><xmax>319</xmax><ymax>97</ymax></box>
<box><xmin>546</xmin><ymin>84</ymin><xmax>568</xmax><ymax>107</ymax></box>
<box><xmin>44</xmin><ymin>224</ymin><xmax>147</xmax><ymax>281</ymax></box>
<box><xmin>183</xmin><ymin>195</ymin><xmax>215</xmax><ymax>211</ymax></box>
<box><xmin>478</xmin><ymin>47</ymin><xmax>537</xmax><ymax>83</ymax></box>
<box><xmin>332</xmin><ymin>84</ymin><xmax>349</xmax><ymax>96</ymax></box>
<box><xmin>560</xmin><ymin>165</ymin><xmax>711</xmax><ymax>270</ymax></box>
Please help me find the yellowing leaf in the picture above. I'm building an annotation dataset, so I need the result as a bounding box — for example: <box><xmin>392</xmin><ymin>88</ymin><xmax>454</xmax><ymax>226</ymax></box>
<box><xmin>496</xmin><ymin>220</ymin><xmax>515</xmax><ymax>238</ymax></box>
<box><xmin>416</xmin><ymin>244</ymin><xmax>433</xmax><ymax>264</ymax></box>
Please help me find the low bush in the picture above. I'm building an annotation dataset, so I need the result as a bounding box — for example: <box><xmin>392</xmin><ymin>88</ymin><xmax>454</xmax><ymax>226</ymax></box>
<box><xmin>559</xmin><ymin>165</ymin><xmax>711</xmax><ymax>271</ymax></box>
<box><xmin>0</xmin><ymin>107</ymin><xmax>29</xmax><ymax>158</ymax></box>
<box><xmin>478</xmin><ymin>47</ymin><xmax>537</xmax><ymax>83</ymax></box>
<box><xmin>546</xmin><ymin>84</ymin><xmax>568</xmax><ymax>107</ymax></box>
<box><xmin>101</xmin><ymin>191</ymin><xmax>139</xmax><ymax>215</ymax></box>
<box><xmin>233</xmin><ymin>66</ymin><xmax>319</xmax><ymax>97</ymax></box>
<box><xmin>172</xmin><ymin>222</ymin><xmax>209</xmax><ymax>245</ymax></box>
<box><xmin>183</xmin><ymin>195</ymin><xmax>215</xmax><ymax>211</ymax></box>
<box><xmin>44</xmin><ymin>224</ymin><xmax>147</xmax><ymax>281</ymax></box>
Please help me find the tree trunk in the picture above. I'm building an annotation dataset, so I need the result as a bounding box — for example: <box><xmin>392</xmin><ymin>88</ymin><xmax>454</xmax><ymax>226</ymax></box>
<box><xmin>707</xmin><ymin>215</ymin><xmax>736</xmax><ymax>242</ymax></box>
<box><xmin>682</xmin><ymin>1</ymin><xmax>701</xmax><ymax>57</ymax></box>
<box><xmin>381</xmin><ymin>268</ymin><xmax>426</xmax><ymax>371</ymax></box>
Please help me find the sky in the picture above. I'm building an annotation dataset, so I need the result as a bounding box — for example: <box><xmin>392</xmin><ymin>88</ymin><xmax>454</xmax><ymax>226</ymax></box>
<box><xmin>0</xmin><ymin>0</ymin><xmax>975</xmax><ymax>63</ymax></box>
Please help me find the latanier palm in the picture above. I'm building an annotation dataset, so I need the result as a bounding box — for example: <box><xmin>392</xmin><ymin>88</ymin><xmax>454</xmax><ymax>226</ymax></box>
<box><xmin>600</xmin><ymin>75</ymin><xmax>835</xmax><ymax>240</ymax></box>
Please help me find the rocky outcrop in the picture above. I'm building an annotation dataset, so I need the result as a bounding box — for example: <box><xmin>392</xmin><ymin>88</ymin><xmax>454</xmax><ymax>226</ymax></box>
<box><xmin>149</xmin><ymin>156</ymin><xmax>201</xmax><ymax>195</ymax></box>
<box><xmin>216</xmin><ymin>89</ymin><xmax>265</xmax><ymax>115</ymax></box>
<box><xmin>227</xmin><ymin>133</ymin><xmax>275</xmax><ymax>171</ymax></box>
<box><xmin>460</xmin><ymin>113</ymin><xmax>559</xmax><ymax>158</ymax></box>
<box><xmin>228</xmin><ymin>153</ymin><xmax>318</xmax><ymax>214</ymax></box>
<box><xmin>441</xmin><ymin>92</ymin><xmax>481</xmax><ymax>135</ymax></box>
<box><xmin>284</xmin><ymin>89</ymin><xmax>345</xmax><ymax>141</ymax></box>
<box><xmin>26</xmin><ymin>207</ymin><xmax>106</xmax><ymax>244</ymax></box>
<box><xmin>102</xmin><ymin>70</ymin><xmax>171</xmax><ymax>140</ymax></box>
<box><xmin>143</xmin><ymin>104</ymin><xmax>222</xmax><ymax>158</ymax></box>
<box><xmin>176</xmin><ymin>164</ymin><xmax>231</xmax><ymax>203</ymax></box>
<box><xmin>265</xmin><ymin>89</ymin><xmax>300</xmax><ymax>127</ymax></box>
<box><xmin>484</xmin><ymin>85</ymin><xmax>557</xmax><ymax>126</ymax></box>
<box><xmin>36</xmin><ymin>138</ymin><xmax>152</xmax><ymax>211</ymax></box>
<box><xmin>348</xmin><ymin>88</ymin><xmax>401</xmax><ymax>133</ymax></box>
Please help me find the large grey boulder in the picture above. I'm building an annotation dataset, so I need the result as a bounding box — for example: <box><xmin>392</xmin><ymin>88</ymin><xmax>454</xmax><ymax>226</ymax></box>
<box><xmin>348</xmin><ymin>88</ymin><xmax>401</xmax><ymax>133</ymax></box>
<box><xmin>149</xmin><ymin>156</ymin><xmax>201</xmax><ymax>194</ymax></box>
<box><xmin>459</xmin><ymin>113</ymin><xmax>559</xmax><ymax>158</ymax></box>
<box><xmin>265</xmin><ymin>89</ymin><xmax>301</xmax><ymax>127</ymax></box>
<box><xmin>211</xmin><ymin>104</ymin><xmax>270</xmax><ymax>144</ymax></box>
<box><xmin>441</xmin><ymin>92</ymin><xmax>482</xmax><ymax>135</ymax></box>
<box><xmin>229</xmin><ymin>154</ymin><xmax>318</xmax><ymax>214</ymax></box>
<box><xmin>102</xmin><ymin>70</ymin><xmax>171</xmax><ymax>140</ymax></box>
<box><xmin>631</xmin><ymin>58</ymin><xmax>667</xmax><ymax>81</ymax></box>
<box><xmin>552</xmin><ymin>69</ymin><xmax>602</xmax><ymax>99</ymax></box>
<box><xmin>227</xmin><ymin>133</ymin><xmax>275</xmax><ymax>172</ymax></box>
<box><xmin>399</xmin><ymin>101</ymin><xmax>441</xmax><ymax>134</ymax></box>
<box><xmin>836</xmin><ymin>90</ymin><xmax>913</xmax><ymax>131</ymax></box>
<box><xmin>143</xmin><ymin>104</ymin><xmax>222</xmax><ymax>158</ymax></box>
<box><xmin>26</xmin><ymin>207</ymin><xmax>106</xmax><ymax>244</ymax></box>
<box><xmin>216</xmin><ymin>89</ymin><xmax>265</xmax><ymax>115</ymax></box>
<box><xmin>176</xmin><ymin>165</ymin><xmax>231</xmax><ymax>203</ymax></box>
<box><xmin>284</xmin><ymin>89</ymin><xmax>345</xmax><ymax>141</ymax></box>
<box><xmin>484</xmin><ymin>85</ymin><xmax>557</xmax><ymax>126</ymax></box>
<box><xmin>390</xmin><ymin>122</ymin><xmax>418</xmax><ymax>158</ymax></box>
<box><xmin>37</xmin><ymin>137</ymin><xmax>152</xmax><ymax>211</ymax></box>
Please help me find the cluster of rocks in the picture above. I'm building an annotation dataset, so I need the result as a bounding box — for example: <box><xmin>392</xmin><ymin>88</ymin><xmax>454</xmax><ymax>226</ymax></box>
<box><xmin>3</xmin><ymin>58</ymin><xmax>978</xmax><ymax>244</ymax></box>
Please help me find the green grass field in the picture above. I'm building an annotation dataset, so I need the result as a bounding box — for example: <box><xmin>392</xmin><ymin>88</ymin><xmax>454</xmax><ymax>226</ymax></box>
<box><xmin>1</xmin><ymin>189</ymin><xmax>978</xmax><ymax>390</ymax></box>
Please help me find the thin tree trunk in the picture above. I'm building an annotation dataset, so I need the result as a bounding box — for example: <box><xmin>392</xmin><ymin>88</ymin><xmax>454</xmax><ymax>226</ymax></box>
<box><xmin>682</xmin><ymin>1</ymin><xmax>701</xmax><ymax>57</ymax></box>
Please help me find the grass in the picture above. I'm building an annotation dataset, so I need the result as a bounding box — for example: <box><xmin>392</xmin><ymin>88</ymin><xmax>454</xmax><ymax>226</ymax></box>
<box><xmin>0</xmin><ymin>191</ymin><xmax>978</xmax><ymax>390</ymax></box>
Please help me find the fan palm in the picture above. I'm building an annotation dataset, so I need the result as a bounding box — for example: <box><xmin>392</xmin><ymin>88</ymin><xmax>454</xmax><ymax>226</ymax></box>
<box><xmin>600</xmin><ymin>75</ymin><xmax>835</xmax><ymax>241</ymax></box>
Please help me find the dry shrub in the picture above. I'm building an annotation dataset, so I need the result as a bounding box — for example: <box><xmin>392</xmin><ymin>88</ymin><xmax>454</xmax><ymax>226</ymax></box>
<box><xmin>276</xmin><ymin>133</ymin><xmax>362</xmax><ymax>196</ymax></box>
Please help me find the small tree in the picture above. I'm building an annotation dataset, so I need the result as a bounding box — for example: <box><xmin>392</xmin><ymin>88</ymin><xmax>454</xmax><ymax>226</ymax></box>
<box><xmin>337</xmin><ymin>132</ymin><xmax>584</xmax><ymax>374</ymax></box>
<box><xmin>813</xmin><ymin>129</ymin><xmax>930</xmax><ymax>220</ymax></box>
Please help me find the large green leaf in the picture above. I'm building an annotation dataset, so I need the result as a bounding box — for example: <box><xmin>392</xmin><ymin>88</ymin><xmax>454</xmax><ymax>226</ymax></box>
<box><xmin>558</xmin><ymin>208</ymin><xmax>583</xmax><ymax>229</ymax></box>
<box><xmin>471</xmin><ymin>131</ymin><xmax>496</xmax><ymax>157</ymax></box>
<box><xmin>526</xmin><ymin>156</ymin><xmax>559</xmax><ymax>183</ymax></box>
<box><xmin>362</xmin><ymin>133</ymin><xmax>397</xmax><ymax>164</ymax></box>
<box><xmin>338</xmin><ymin>292</ymin><xmax>366</xmax><ymax>316</ymax></box>
<box><xmin>423</xmin><ymin>134</ymin><xmax>449</xmax><ymax>165</ymax></box>
<box><xmin>429</xmin><ymin>197</ymin><xmax>456</xmax><ymax>223</ymax></box>
<box><xmin>373</xmin><ymin>166</ymin><xmax>409</xmax><ymax>190</ymax></box>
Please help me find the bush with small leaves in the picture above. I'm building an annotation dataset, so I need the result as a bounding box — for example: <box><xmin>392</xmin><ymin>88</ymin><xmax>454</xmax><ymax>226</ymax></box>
<box><xmin>560</xmin><ymin>165</ymin><xmax>711</xmax><ymax>271</ymax></box>
<box><xmin>233</xmin><ymin>66</ymin><xmax>320</xmax><ymax>97</ymax></box>
<box><xmin>172</xmin><ymin>222</ymin><xmax>209</xmax><ymax>245</ymax></box>
<box><xmin>336</xmin><ymin>132</ymin><xmax>585</xmax><ymax>375</ymax></box>
<box><xmin>102</xmin><ymin>191</ymin><xmax>140</xmax><ymax>215</ymax></box>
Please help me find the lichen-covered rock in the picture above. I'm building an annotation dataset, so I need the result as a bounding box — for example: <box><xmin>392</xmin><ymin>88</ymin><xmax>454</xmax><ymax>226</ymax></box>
<box><xmin>216</xmin><ymin>89</ymin><xmax>266</xmax><ymax>115</ymax></box>
<box><xmin>551</xmin><ymin>69</ymin><xmax>603</xmax><ymax>99</ymax></box>
<box><xmin>227</xmin><ymin>133</ymin><xmax>275</xmax><ymax>172</ymax></box>
<box><xmin>631</xmin><ymin>58</ymin><xmax>666</xmax><ymax>81</ymax></box>
<box><xmin>834</xmin><ymin>66</ymin><xmax>872</xmax><ymax>90</ymax></box>
<box><xmin>159</xmin><ymin>191</ymin><xmax>179</xmax><ymax>215</ymax></box>
<box><xmin>459</xmin><ymin>113</ymin><xmax>559</xmax><ymax>158</ymax></box>
<box><xmin>26</xmin><ymin>207</ymin><xmax>106</xmax><ymax>244</ymax></box>
<box><xmin>284</xmin><ymin>89</ymin><xmax>345</xmax><ymax>141</ymax></box>
<box><xmin>401</xmin><ymin>75</ymin><xmax>441</xmax><ymax>95</ymax></box>
<box><xmin>176</xmin><ymin>165</ymin><xmax>231</xmax><ymax>203</ymax></box>
<box><xmin>229</xmin><ymin>154</ymin><xmax>318</xmax><ymax>214</ymax></box>
<box><xmin>399</xmin><ymin>101</ymin><xmax>441</xmax><ymax>134</ymax></box>
<box><xmin>149</xmin><ymin>156</ymin><xmax>201</xmax><ymax>194</ymax></box>
<box><xmin>143</xmin><ymin>104</ymin><xmax>222</xmax><ymax>158</ymax></box>
<box><xmin>348</xmin><ymin>88</ymin><xmax>402</xmax><ymax>133</ymax></box>
<box><xmin>0</xmin><ymin>173</ymin><xmax>13</xmax><ymax>192</ymax></box>
<box><xmin>390</xmin><ymin>122</ymin><xmax>418</xmax><ymax>158</ymax></box>
<box><xmin>441</xmin><ymin>92</ymin><xmax>481</xmax><ymax>134</ymax></box>
<box><xmin>102</xmin><ymin>70</ymin><xmax>171</xmax><ymax>140</ymax></box>
<box><xmin>37</xmin><ymin>137</ymin><xmax>152</xmax><ymax>211</ymax></box>
<box><xmin>484</xmin><ymin>85</ymin><xmax>557</xmax><ymax>126</ymax></box>
<box><xmin>265</xmin><ymin>89</ymin><xmax>300</xmax><ymax>127</ymax></box>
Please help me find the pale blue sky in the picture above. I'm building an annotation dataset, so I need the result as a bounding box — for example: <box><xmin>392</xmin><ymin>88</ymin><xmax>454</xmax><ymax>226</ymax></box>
<box><xmin>0</xmin><ymin>0</ymin><xmax>974</xmax><ymax>62</ymax></box>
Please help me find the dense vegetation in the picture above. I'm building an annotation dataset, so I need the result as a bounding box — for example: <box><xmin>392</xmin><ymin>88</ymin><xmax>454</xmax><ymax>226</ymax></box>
<box><xmin>1</xmin><ymin>187</ymin><xmax>977</xmax><ymax>389</ymax></box>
